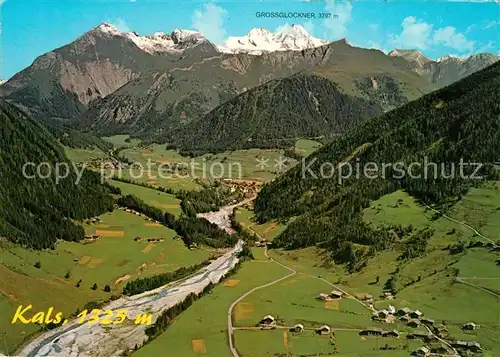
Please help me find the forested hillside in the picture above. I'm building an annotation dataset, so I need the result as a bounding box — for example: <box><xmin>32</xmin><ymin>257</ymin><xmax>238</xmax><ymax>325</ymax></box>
<box><xmin>0</xmin><ymin>101</ymin><xmax>114</xmax><ymax>249</ymax></box>
<box><xmin>255</xmin><ymin>62</ymin><xmax>500</xmax><ymax>264</ymax></box>
<box><xmin>173</xmin><ymin>74</ymin><xmax>382</xmax><ymax>155</ymax></box>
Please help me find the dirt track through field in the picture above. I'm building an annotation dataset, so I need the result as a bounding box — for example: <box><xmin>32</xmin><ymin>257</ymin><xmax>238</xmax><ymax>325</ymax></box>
<box><xmin>282</xmin><ymin>330</ymin><xmax>289</xmax><ymax>349</ymax></box>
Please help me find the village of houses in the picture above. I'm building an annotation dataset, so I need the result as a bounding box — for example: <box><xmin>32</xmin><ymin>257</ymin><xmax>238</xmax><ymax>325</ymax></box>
<box><xmin>249</xmin><ymin>287</ymin><xmax>484</xmax><ymax>356</ymax></box>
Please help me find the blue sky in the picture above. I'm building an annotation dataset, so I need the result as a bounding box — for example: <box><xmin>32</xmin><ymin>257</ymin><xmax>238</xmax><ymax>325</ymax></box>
<box><xmin>1</xmin><ymin>0</ymin><xmax>499</xmax><ymax>79</ymax></box>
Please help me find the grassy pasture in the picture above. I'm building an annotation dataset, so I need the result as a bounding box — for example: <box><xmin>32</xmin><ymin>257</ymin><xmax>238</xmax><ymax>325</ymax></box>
<box><xmin>295</xmin><ymin>139</ymin><xmax>323</xmax><ymax>157</ymax></box>
<box><xmin>233</xmin><ymin>273</ymin><xmax>370</xmax><ymax>329</ymax></box>
<box><xmin>120</xmin><ymin>144</ymin><xmax>296</xmax><ymax>182</ymax></box>
<box><xmin>63</xmin><ymin>146</ymin><xmax>107</xmax><ymax>162</ymax></box>
<box><xmin>0</xmin><ymin>210</ymin><xmax>210</xmax><ymax>353</ymax></box>
<box><xmin>109</xmin><ymin>180</ymin><xmax>182</xmax><ymax>216</ymax></box>
<box><xmin>131</xmin><ymin>181</ymin><xmax>500</xmax><ymax>356</ymax></box>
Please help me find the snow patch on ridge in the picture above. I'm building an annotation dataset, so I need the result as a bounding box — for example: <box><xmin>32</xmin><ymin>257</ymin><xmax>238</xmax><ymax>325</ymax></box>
<box><xmin>95</xmin><ymin>23</ymin><xmax>206</xmax><ymax>54</ymax></box>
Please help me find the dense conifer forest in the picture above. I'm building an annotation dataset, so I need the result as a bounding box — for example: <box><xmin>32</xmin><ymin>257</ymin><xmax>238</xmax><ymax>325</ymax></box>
<box><xmin>255</xmin><ymin>62</ymin><xmax>500</xmax><ymax>265</ymax></box>
<box><xmin>171</xmin><ymin>74</ymin><xmax>382</xmax><ymax>155</ymax></box>
<box><xmin>0</xmin><ymin>101</ymin><xmax>114</xmax><ymax>249</ymax></box>
<box><xmin>123</xmin><ymin>262</ymin><xmax>210</xmax><ymax>296</ymax></box>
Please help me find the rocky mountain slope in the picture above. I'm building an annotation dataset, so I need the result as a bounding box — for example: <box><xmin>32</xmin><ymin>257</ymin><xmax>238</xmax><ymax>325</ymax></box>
<box><xmin>172</xmin><ymin>74</ymin><xmax>383</xmax><ymax>154</ymax></box>
<box><xmin>78</xmin><ymin>38</ymin><xmax>429</xmax><ymax>141</ymax></box>
<box><xmin>0</xmin><ymin>23</ymin><xmax>214</xmax><ymax>122</ymax></box>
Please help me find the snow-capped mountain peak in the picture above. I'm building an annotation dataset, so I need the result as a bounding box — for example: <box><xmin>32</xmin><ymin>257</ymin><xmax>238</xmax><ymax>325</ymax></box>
<box><xmin>389</xmin><ymin>49</ymin><xmax>432</xmax><ymax>68</ymax></box>
<box><xmin>93</xmin><ymin>23</ymin><xmax>205</xmax><ymax>54</ymax></box>
<box><xmin>219</xmin><ymin>24</ymin><xmax>330</xmax><ymax>55</ymax></box>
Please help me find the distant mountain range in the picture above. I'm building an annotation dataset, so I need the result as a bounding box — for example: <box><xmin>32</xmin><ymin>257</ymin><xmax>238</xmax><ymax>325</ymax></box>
<box><xmin>1</xmin><ymin>23</ymin><xmax>498</xmax><ymax>149</ymax></box>
<box><xmin>389</xmin><ymin>49</ymin><xmax>499</xmax><ymax>86</ymax></box>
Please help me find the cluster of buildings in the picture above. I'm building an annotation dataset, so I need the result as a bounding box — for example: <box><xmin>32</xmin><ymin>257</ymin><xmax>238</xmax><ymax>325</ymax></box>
<box><xmin>412</xmin><ymin>340</ymin><xmax>483</xmax><ymax>357</ymax></box>
<box><xmin>451</xmin><ymin>340</ymin><xmax>483</xmax><ymax>353</ymax></box>
<box><xmin>119</xmin><ymin>207</ymin><xmax>144</xmax><ymax>217</ymax></box>
<box><xmin>372</xmin><ymin>306</ymin><xmax>427</xmax><ymax>328</ymax></box>
<box><xmin>133</xmin><ymin>236</ymin><xmax>165</xmax><ymax>243</ymax></box>
<box><xmin>317</xmin><ymin>289</ymin><xmax>345</xmax><ymax>301</ymax></box>
<box><xmin>380</xmin><ymin>291</ymin><xmax>395</xmax><ymax>300</ymax></box>
<box><xmin>361</xmin><ymin>293</ymin><xmax>374</xmax><ymax>305</ymax></box>
<box><xmin>257</xmin><ymin>292</ymin><xmax>485</xmax><ymax>356</ymax></box>
<box><xmin>259</xmin><ymin>316</ymin><xmax>332</xmax><ymax>336</ymax></box>
<box><xmin>146</xmin><ymin>237</ymin><xmax>164</xmax><ymax>243</ymax></box>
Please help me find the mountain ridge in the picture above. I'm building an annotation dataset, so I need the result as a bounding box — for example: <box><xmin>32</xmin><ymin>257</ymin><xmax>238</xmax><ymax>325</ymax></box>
<box><xmin>1</xmin><ymin>23</ymin><xmax>498</xmax><ymax>145</ymax></box>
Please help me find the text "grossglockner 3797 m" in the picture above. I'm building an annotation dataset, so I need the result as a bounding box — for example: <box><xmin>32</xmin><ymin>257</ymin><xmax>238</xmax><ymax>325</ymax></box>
<box><xmin>255</xmin><ymin>12</ymin><xmax>337</xmax><ymax>19</ymax></box>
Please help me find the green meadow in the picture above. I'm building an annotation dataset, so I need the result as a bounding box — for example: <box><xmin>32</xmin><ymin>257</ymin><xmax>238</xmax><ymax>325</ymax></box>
<box><xmin>261</xmin><ymin>182</ymin><xmax>500</xmax><ymax>356</ymax></box>
<box><xmin>234</xmin><ymin>329</ymin><xmax>422</xmax><ymax>357</ymax></box>
<box><xmin>133</xmin><ymin>248</ymin><xmax>289</xmax><ymax>357</ymax></box>
<box><xmin>64</xmin><ymin>146</ymin><xmax>107</xmax><ymax>162</ymax></box>
<box><xmin>110</xmin><ymin>180</ymin><xmax>182</xmax><ymax>216</ymax></box>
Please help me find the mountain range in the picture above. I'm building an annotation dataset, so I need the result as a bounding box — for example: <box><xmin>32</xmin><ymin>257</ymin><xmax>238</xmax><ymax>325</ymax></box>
<box><xmin>1</xmin><ymin>23</ymin><xmax>498</xmax><ymax>150</ymax></box>
<box><xmin>218</xmin><ymin>25</ymin><xmax>329</xmax><ymax>54</ymax></box>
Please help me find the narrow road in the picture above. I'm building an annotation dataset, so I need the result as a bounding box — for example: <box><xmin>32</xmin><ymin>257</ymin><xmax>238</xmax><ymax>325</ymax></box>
<box><xmin>227</xmin><ymin>247</ymin><xmax>296</xmax><ymax>357</ymax></box>
<box><xmin>424</xmin><ymin>204</ymin><xmax>495</xmax><ymax>244</ymax></box>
